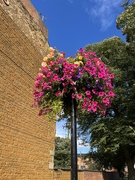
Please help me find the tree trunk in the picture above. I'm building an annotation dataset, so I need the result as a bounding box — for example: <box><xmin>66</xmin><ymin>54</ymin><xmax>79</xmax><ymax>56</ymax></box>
<box><xmin>126</xmin><ymin>159</ymin><xmax>135</xmax><ymax>180</ymax></box>
<box><xmin>124</xmin><ymin>148</ymin><xmax>135</xmax><ymax>180</ymax></box>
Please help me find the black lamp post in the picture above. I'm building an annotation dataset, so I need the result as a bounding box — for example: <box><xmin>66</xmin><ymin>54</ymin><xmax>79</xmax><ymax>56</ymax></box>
<box><xmin>71</xmin><ymin>98</ymin><xmax>78</xmax><ymax>180</ymax></box>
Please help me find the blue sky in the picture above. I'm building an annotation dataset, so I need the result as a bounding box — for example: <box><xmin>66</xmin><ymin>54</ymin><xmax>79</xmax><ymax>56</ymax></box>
<box><xmin>31</xmin><ymin>0</ymin><xmax>124</xmax><ymax>57</ymax></box>
<box><xmin>31</xmin><ymin>0</ymin><xmax>124</xmax><ymax>153</ymax></box>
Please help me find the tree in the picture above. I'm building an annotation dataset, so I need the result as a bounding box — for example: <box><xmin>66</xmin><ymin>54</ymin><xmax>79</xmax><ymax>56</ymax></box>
<box><xmin>54</xmin><ymin>137</ymin><xmax>71</xmax><ymax>168</ymax></box>
<box><xmin>78</xmin><ymin>36</ymin><xmax>135</xmax><ymax>179</ymax></box>
<box><xmin>116</xmin><ymin>1</ymin><xmax>135</xmax><ymax>42</ymax></box>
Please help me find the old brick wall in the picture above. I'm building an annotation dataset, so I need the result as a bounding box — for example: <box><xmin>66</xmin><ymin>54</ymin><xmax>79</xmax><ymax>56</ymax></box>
<box><xmin>53</xmin><ymin>170</ymin><xmax>84</xmax><ymax>180</ymax></box>
<box><xmin>0</xmin><ymin>0</ymin><xmax>56</xmax><ymax>179</ymax></box>
<box><xmin>83</xmin><ymin>171</ymin><xmax>103</xmax><ymax>180</ymax></box>
<box><xmin>53</xmin><ymin>170</ymin><xmax>120</xmax><ymax>180</ymax></box>
<box><xmin>0</xmin><ymin>0</ymin><xmax>49</xmax><ymax>56</ymax></box>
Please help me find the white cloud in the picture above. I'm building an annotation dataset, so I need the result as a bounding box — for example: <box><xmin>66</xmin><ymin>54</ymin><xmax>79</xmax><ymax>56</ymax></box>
<box><xmin>56</xmin><ymin>120</ymin><xmax>67</xmax><ymax>137</ymax></box>
<box><xmin>56</xmin><ymin>121</ymin><xmax>90</xmax><ymax>153</ymax></box>
<box><xmin>84</xmin><ymin>0</ymin><xmax>122</xmax><ymax>31</ymax></box>
<box><xmin>77</xmin><ymin>139</ymin><xmax>90</xmax><ymax>153</ymax></box>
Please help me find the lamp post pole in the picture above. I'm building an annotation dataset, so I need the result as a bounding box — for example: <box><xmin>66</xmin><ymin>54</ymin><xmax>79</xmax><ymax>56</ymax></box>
<box><xmin>71</xmin><ymin>98</ymin><xmax>78</xmax><ymax>180</ymax></box>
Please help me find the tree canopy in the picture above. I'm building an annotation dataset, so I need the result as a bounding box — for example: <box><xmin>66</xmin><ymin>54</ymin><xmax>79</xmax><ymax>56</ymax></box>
<box><xmin>78</xmin><ymin>3</ymin><xmax>135</xmax><ymax>178</ymax></box>
<box><xmin>54</xmin><ymin>137</ymin><xmax>71</xmax><ymax>168</ymax></box>
<box><xmin>78</xmin><ymin>36</ymin><xmax>135</xmax><ymax>179</ymax></box>
<box><xmin>116</xmin><ymin>1</ymin><xmax>135</xmax><ymax>42</ymax></box>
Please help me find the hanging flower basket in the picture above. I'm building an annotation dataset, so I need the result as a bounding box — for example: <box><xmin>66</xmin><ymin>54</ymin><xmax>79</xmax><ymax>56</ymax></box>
<box><xmin>33</xmin><ymin>47</ymin><xmax>115</xmax><ymax>119</ymax></box>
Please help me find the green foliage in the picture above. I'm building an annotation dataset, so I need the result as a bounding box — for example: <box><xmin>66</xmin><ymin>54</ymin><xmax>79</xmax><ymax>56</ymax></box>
<box><xmin>78</xmin><ymin>3</ymin><xmax>135</xmax><ymax>178</ymax></box>
<box><xmin>116</xmin><ymin>1</ymin><xmax>135</xmax><ymax>42</ymax></box>
<box><xmin>87</xmin><ymin>160</ymin><xmax>101</xmax><ymax>171</ymax></box>
<box><xmin>54</xmin><ymin>137</ymin><xmax>71</xmax><ymax>168</ymax></box>
<box><xmin>78</xmin><ymin>36</ymin><xmax>135</xmax><ymax>178</ymax></box>
<box><xmin>88</xmin><ymin>148</ymin><xmax>126</xmax><ymax>173</ymax></box>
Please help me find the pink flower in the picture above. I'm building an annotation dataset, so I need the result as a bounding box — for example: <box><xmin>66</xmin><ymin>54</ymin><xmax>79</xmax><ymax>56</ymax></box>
<box><xmin>72</xmin><ymin>93</ymin><xmax>75</xmax><ymax>99</ymax></box>
<box><xmin>66</xmin><ymin>75</ymin><xmax>72</xmax><ymax>79</ymax></box>
<box><xmin>102</xmin><ymin>97</ymin><xmax>109</xmax><ymax>103</ymax></box>
<box><xmin>47</xmin><ymin>72</ymin><xmax>52</xmax><ymax>77</ymax></box>
<box><xmin>36</xmin><ymin>74</ymin><xmax>44</xmax><ymax>81</ymax></box>
<box><xmin>91</xmin><ymin>106</ymin><xmax>97</xmax><ymax>112</ymax></box>
<box><xmin>87</xmin><ymin>106</ymin><xmax>92</xmax><ymax>111</ymax></box>
<box><xmin>62</xmin><ymin>82</ymin><xmax>69</xmax><ymax>86</ymax></box>
<box><xmin>70</xmin><ymin>81</ymin><xmax>76</xmax><ymax>85</ymax></box>
<box><xmin>98</xmin><ymin>72</ymin><xmax>104</xmax><ymax>78</ymax></box>
<box><xmin>38</xmin><ymin>92</ymin><xmax>44</xmax><ymax>98</ymax></box>
<box><xmin>90</xmin><ymin>70</ymin><xmax>96</xmax><ymax>75</ymax></box>
<box><xmin>92</xmin><ymin>90</ymin><xmax>98</xmax><ymax>95</ymax></box>
<box><xmin>89</xmin><ymin>52</ymin><xmax>96</xmax><ymax>56</ymax></box>
<box><xmin>33</xmin><ymin>48</ymin><xmax>115</xmax><ymax>116</ymax></box>
<box><xmin>108</xmin><ymin>91</ymin><xmax>115</xmax><ymax>97</ymax></box>
<box><xmin>77</xmin><ymin>94</ymin><xmax>82</xmax><ymax>99</ymax></box>
<box><xmin>106</xmin><ymin>82</ymin><xmax>113</xmax><ymax>89</ymax></box>
<box><xmin>42</xmin><ymin>82</ymin><xmax>52</xmax><ymax>90</ymax></box>
<box><xmin>109</xmin><ymin>74</ymin><xmax>115</xmax><ymax>79</ymax></box>
<box><xmin>92</xmin><ymin>101</ymin><xmax>98</xmax><ymax>107</ymax></box>
<box><xmin>38</xmin><ymin>110</ymin><xmax>42</xmax><ymax>116</ymax></box>
<box><xmin>79</xmin><ymin>48</ymin><xmax>84</xmax><ymax>53</ymax></box>
<box><xmin>54</xmin><ymin>68</ymin><xmax>59</xmax><ymax>71</ymax></box>
<box><xmin>34</xmin><ymin>80</ymin><xmax>41</xmax><ymax>88</ymax></box>
<box><xmin>55</xmin><ymin>91</ymin><xmax>62</xmax><ymax>97</ymax></box>
<box><xmin>63</xmin><ymin>88</ymin><xmax>67</xmax><ymax>93</ymax></box>
<box><xmin>99</xmin><ymin>92</ymin><xmax>105</xmax><ymax>97</ymax></box>
<box><xmin>61</xmin><ymin>77</ymin><xmax>65</xmax><ymax>81</ymax></box>
<box><xmin>82</xmin><ymin>102</ymin><xmax>87</xmax><ymax>107</ymax></box>
<box><xmin>86</xmin><ymin>95</ymin><xmax>92</xmax><ymax>100</ymax></box>
<box><xmin>102</xmin><ymin>110</ymin><xmax>106</xmax><ymax>116</ymax></box>
<box><xmin>85</xmin><ymin>91</ymin><xmax>91</xmax><ymax>96</ymax></box>
<box><xmin>73</xmin><ymin>86</ymin><xmax>77</xmax><ymax>91</ymax></box>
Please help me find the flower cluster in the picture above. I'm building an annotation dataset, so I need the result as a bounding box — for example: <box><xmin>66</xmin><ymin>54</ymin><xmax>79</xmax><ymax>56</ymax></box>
<box><xmin>33</xmin><ymin>47</ymin><xmax>115</xmax><ymax>118</ymax></box>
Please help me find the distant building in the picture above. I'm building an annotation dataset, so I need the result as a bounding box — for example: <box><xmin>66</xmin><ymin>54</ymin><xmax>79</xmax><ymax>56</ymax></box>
<box><xmin>77</xmin><ymin>153</ymin><xmax>90</xmax><ymax>169</ymax></box>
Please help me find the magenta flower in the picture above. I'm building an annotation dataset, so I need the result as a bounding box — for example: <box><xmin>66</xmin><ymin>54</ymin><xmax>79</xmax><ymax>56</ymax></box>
<box><xmin>109</xmin><ymin>74</ymin><xmax>115</xmax><ymax>79</ymax></box>
<box><xmin>72</xmin><ymin>93</ymin><xmax>75</xmax><ymax>99</ymax></box>
<box><xmin>85</xmin><ymin>91</ymin><xmax>91</xmax><ymax>96</ymax></box>
<box><xmin>90</xmin><ymin>70</ymin><xmax>96</xmax><ymax>75</ymax></box>
<box><xmin>47</xmin><ymin>72</ymin><xmax>52</xmax><ymax>77</ymax></box>
<box><xmin>38</xmin><ymin>92</ymin><xmax>44</xmax><ymax>98</ymax></box>
<box><xmin>92</xmin><ymin>101</ymin><xmax>98</xmax><ymax>107</ymax></box>
<box><xmin>66</xmin><ymin>75</ymin><xmax>72</xmax><ymax>79</ymax></box>
<box><xmin>91</xmin><ymin>106</ymin><xmax>97</xmax><ymax>112</ymax></box>
<box><xmin>87</xmin><ymin>106</ymin><xmax>92</xmax><ymax>111</ymax></box>
<box><xmin>62</xmin><ymin>82</ymin><xmax>69</xmax><ymax>86</ymax></box>
<box><xmin>63</xmin><ymin>88</ymin><xmax>67</xmax><ymax>93</ymax></box>
<box><xmin>92</xmin><ymin>89</ymin><xmax>99</xmax><ymax>95</ymax></box>
<box><xmin>102</xmin><ymin>97</ymin><xmax>109</xmax><ymax>103</ymax></box>
<box><xmin>99</xmin><ymin>92</ymin><xmax>105</xmax><ymax>97</ymax></box>
<box><xmin>108</xmin><ymin>91</ymin><xmax>115</xmax><ymax>97</ymax></box>
<box><xmin>77</xmin><ymin>94</ymin><xmax>83</xmax><ymax>99</ymax></box>
<box><xmin>33</xmin><ymin>47</ymin><xmax>115</xmax><ymax>117</ymax></box>
<box><xmin>79</xmin><ymin>48</ymin><xmax>84</xmax><ymax>53</ymax></box>
<box><xmin>98</xmin><ymin>72</ymin><xmax>104</xmax><ymax>79</ymax></box>
<box><xmin>55</xmin><ymin>91</ymin><xmax>62</xmax><ymax>97</ymax></box>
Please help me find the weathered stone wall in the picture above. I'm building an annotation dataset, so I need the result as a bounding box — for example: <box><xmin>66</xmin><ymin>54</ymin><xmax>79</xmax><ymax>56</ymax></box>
<box><xmin>0</xmin><ymin>0</ymin><xmax>55</xmax><ymax>179</ymax></box>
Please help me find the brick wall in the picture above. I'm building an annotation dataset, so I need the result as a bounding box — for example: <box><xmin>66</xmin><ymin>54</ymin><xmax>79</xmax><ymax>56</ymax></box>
<box><xmin>53</xmin><ymin>170</ymin><xmax>84</xmax><ymax>180</ymax></box>
<box><xmin>0</xmin><ymin>1</ymin><xmax>56</xmax><ymax>179</ymax></box>
<box><xmin>53</xmin><ymin>170</ymin><xmax>103</xmax><ymax>180</ymax></box>
<box><xmin>53</xmin><ymin>170</ymin><xmax>120</xmax><ymax>180</ymax></box>
<box><xmin>0</xmin><ymin>0</ymin><xmax>49</xmax><ymax>56</ymax></box>
<box><xmin>83</xmin><ymin>171</ymin><xmax>103</xmax><ymax>180</ymax></box>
